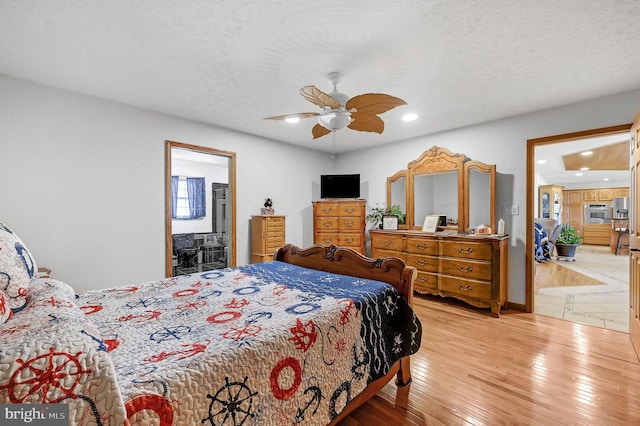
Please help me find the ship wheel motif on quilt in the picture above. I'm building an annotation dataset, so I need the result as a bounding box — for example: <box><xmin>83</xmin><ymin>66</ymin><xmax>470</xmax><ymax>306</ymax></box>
<box><xmin>203</xmin><ymin>376</ymin><xmax>257</xmax><ymax>425</ymax></box>
<box><xmin>1</xmin><ymin>348</ymin><xmax>90</xmax><ymax>403</ymax></box>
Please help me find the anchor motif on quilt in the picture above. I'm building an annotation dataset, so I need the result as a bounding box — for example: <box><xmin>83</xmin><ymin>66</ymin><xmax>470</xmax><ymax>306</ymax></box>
<box><xmin>117</xmin><ymin>310</ymin><xmax>162</xmax><ymax>322</ymax></box>
<box><xmin>294</xmin><ymin>385</ymin><xmax>323</xmax><ymax>424</ymax></box>
<box><xmin>337</xmin><ymin>299</ymin><xmax>358</xmax><ymax>325</ymax></box>
<box><xmin>144</xmin><ymin>340</ymin><xmax>210</xmax><ymax>362</ymax></box>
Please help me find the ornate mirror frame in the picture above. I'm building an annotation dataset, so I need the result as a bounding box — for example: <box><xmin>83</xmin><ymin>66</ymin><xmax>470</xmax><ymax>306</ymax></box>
<box><xmin>386</xmin><ymin>146</ymin><xmax>495</xmax><ymax>232</ymax></box>
<box><xmin>464</xmin><ymin>160</ymin><xmax>496</xmax><ymax>231</ymax></box>
<box><xmin>386</xmin><ymin>170</ymin><xmax>408</xmax><ymax>229</ymax></box>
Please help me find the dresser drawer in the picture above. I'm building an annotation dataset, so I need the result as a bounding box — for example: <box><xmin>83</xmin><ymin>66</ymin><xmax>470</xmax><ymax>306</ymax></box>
<box><xmin>441</xmin><ymin>258</ymin><xmax>491</xmax><ymax>280</ymax></box>
<box><xmin>339</xmin><ymin>233</ymin><xmax>363</xmax><ymax>248</ymax></box>
<box><xmin>441</xmin><ymin>241</ymin><xmax>492</xmax><ymax>260</ymax></box>
<box><xmin>315</xmin><ymin>233</ymin><xmax>338</xmax><ymax>246</ymax></box>
<box><xmin>415</xmin><ymin>271</ymin><xmax>438</xmax><ymax>292</ymax></box>
<box><xmin>266</xmin><ymin>221</ymin><xmax>284</xmax><ymax>232</ymax></box>
<box><xmin>441</xmin><ymin>276</ymin><xmax>492</xmax><ymax>300</ymax></box>
<box><xmin>371</xmin><ymin>233</ymin><xmax>404</xmax><ymax>251</ymax></box>
<box><xmin>371</xmin><ymin>248</ymin><xmax>406</xmax><ymax>261</ymax></box>
<box><xmin>315</xmin><ymin>203</ymin><xmax>339</xmax><ymax>216</ymax></box>
<box><xmin>315</xmin><ymin>217</ymin><xmax>339</xmax><ymax>231</ymax></box>
<box><xmin>339</xmin><ymin>217</ymin><xmax>362</xmax><ymax>230</ymax></box>
<box><xmin>406</xmin><ymin>254</ymin><xmax>439</xmax><ymax>273</ymax></box>
<box><xmin>339</xmin><ymin>202</ymin><xmax>363</xmax><ymax>216</ymax></box>
<box><xmin>406</xmin><ymin>237</ymin><xmax>439</xmax><ymax>255</ymax></box>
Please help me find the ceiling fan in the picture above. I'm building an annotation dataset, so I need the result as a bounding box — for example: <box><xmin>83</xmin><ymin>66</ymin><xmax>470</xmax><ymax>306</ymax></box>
<box><xmin>265</xmin><ymin>72</ymin><xmax>407</xmax><ymax>139</ymax></box>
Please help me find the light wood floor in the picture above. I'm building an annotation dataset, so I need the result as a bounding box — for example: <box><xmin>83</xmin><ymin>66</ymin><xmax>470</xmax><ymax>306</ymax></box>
<box><xmin>339</xmin><ymin>295</ymin><xmax>640</xmax><ymax>425</ymax></box>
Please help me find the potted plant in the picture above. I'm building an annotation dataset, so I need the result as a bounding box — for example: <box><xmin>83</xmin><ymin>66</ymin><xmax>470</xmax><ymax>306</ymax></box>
<box><xmin>366</xmin><ymin>204</ymin><xmax>406</xmax><ymax>229</ymax></box>
<box><xmin>554</xmin><ymin>224</ymin><xmax>583</xmax><ymax>259</ymax></box>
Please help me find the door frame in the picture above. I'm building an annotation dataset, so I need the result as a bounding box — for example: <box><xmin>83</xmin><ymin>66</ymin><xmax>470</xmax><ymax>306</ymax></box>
<box><xmin>526</xmin><ymin>123</ymin><xmax>632</xmax><ymax>312</ymax></box>
<box><xmin>165</xmin><ymin>140</ymin><xmax>237</xmax><ymax>277</ymax></box>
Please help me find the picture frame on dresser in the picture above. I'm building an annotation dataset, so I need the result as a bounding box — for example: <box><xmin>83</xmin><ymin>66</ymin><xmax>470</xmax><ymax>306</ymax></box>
<box><xmin>383</xmin><ymin>215</ymin><xmax>399</xmax><ymax>230</ymax></box>
<box><xmin>421</xmin><ymin>215</ymin><xmax>439</xmax><ymax>233</ymax></box>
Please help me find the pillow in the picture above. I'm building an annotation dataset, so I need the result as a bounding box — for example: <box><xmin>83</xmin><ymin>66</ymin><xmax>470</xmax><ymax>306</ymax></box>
<box><xmin>0</xmin><ymin>222</ymin><xmax>38</xmax><ymax>313</ymax></box>
<box><xmin>0</xmin><ymin>290</ymin><xmax>11</xmax><ymax>323</ymax></box>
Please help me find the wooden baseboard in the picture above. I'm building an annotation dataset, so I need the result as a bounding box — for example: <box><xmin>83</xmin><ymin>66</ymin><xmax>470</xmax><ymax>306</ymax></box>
<box><xmin>507</xmin><ymin>301</ymin><xmax>526</xmax><ymax>312</ymax></box>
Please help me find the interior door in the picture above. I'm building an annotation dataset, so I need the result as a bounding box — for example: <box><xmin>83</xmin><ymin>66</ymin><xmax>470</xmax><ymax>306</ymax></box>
<box><xmin>629</xmin><ymin>113</ymin><xmax>640</xmax><ymax>359</ymax></box>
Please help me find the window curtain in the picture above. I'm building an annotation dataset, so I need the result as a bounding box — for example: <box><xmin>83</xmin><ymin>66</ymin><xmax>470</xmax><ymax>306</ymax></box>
<box><xmin>187</xmin><ymin>177</ymin><xmax>206</xmax><ymax>219</ymax></box>
<box><xmin>171</xmin><ymin>175</ymin><xmax>179</xmax><ymax>219</ymax></box>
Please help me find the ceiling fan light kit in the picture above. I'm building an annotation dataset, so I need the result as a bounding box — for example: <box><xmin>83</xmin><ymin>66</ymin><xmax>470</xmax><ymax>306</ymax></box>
<box><xmin>265</xmin><ymin>72</ymin><xmax>407</xmax><ymax>139</ymax></box>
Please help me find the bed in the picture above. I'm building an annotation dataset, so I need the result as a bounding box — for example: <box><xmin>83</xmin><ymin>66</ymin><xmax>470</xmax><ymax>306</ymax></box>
<box><xmin>0</xmin><ymin>233</ymin><xmax>421</xmax><ymax>426</ymax></box>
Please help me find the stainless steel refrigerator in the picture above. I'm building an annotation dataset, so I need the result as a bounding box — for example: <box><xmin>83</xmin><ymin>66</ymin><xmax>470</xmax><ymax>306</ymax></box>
<box><xmin>612</xmin><ymin>197</ymin><xmax>630</xmax><ymax>218</ymax></box>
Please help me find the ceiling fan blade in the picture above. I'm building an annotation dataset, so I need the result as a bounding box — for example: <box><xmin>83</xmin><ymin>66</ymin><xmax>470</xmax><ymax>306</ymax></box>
<box><xmin>300</xmin><ymin>86</ymin><xmax>341</xmax><ymax>110</ymax></box>
<box><xmin>312</xmin><ymin>123</ymin><xmax>332</xmax><ymax>139</ymax></box>
<box><xmin>345</xmin><ymin>93</ymin><xmax>407</xmax><ymax>115</ymax></box>
<box><xmin>348</xmin><ymin>114</ymin><xmax>385</xmax><ymax>134</ymax></box>
<box><xmin>263</xmin><ymin>112</ymin><xmax>319</xmax><ymax>120</ymax></box>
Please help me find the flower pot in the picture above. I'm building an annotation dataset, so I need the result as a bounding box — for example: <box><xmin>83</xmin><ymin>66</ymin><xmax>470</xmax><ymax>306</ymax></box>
<box><xmin>556</xmin><ymin>243</ymin><xmax>578</xmax><ymax>259</ymax></box>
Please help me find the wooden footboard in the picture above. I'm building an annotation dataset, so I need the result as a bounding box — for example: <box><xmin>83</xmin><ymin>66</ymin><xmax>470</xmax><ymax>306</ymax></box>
<box><xmin>274</xmin><ymin>244</ymin><xmax>417</xmax><ymax>423</ymax></box>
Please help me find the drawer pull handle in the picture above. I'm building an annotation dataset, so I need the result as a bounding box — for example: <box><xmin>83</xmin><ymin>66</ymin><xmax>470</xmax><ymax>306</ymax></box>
<box><xmin>344</xmin><ymin>221</ymin><xmax>355</xmax><ymax>227</ymax></box>
<box><xmin>381</xmin><ymin>240</ymin><xmax>393</xmax><ymax>247</ymax></box>
<box><xmin>416</xmin><ymin>260</ymin><xmax>429</xmax><ymax>266</ymax></box>
<box><xmin>321</xmin><ymin>221</ymin><xmax>333</xmax><ymax>227</ymax></box>
<box><xmin>321</xmin><ymin>238</ymin><xmax>334</xmax><ymax>243</ymax></box>
<box><xmin>458</xmin><ymin>247</ymin><xmax>474</xmax><ymax>253</ymax></box>
<box><xmin>415</xmin><ymin>244</ymin><xmax>430</xmax><ymax>250</ymax></box>
<box><xmin>458</xmin><ymin>265</ymin><xmax>473</xmax><ymax>273</ymax></box>
<box><xmin>344</xmin><ymin>237</ymin><xmax>355</xmax><ymax>244</ymax></box>
<box><xmin>457</xmin><ymin>284</ymin><xmax>473</xmax><ymax>291</ymax></box>
<box><xmin>321</xmin><ymin>208</ymin><xmax>333</xmax><ymax>214</ymax></box>
<box><xmin>417</xmin><ymin>277</ymin><xmax>429</xmax><ymax>283</ymax></box>
<box><xmin>344</xmin><ymin>208</ymin><xmax>355</xmax><ymax>213</ymax></box>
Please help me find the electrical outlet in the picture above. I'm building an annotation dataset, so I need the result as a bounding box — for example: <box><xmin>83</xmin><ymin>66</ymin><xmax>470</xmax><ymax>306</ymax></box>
<box><xmin>511</xmin><ymin>205</ymin><xmax>519</xmax><ymax>215</ymax></box>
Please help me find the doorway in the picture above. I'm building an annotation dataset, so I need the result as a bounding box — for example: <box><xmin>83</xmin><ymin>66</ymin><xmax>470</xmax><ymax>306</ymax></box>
<box><xmin>526</xmin><ymin>124</ymin><xmax>632</xmax><ymax>329</ymax></box>
<box><xmin>165</xmin><ymin>141</ymin><xmax>236</xmax><ymax>277</ymax></box>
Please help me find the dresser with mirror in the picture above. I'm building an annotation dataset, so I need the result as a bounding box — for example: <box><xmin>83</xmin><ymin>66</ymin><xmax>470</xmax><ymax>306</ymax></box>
<box><xmin>370</xmin><ymin>146</ymin><xmax>509</xmax><ymax>317</ymax></box>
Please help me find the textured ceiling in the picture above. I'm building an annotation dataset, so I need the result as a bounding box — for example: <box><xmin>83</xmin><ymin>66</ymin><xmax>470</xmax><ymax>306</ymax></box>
<box><xmin>1</xmin><ymin>0</ymin><xmax>639</xmax><ymax>158</ymax></box>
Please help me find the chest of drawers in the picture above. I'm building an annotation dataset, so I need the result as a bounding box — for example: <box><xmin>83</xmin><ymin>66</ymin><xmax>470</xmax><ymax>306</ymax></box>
<box><xmin>370</xmin><ymin>229</ymin><xmax>509</xmax><ymax>317</ymax></box>
<box><xmin>312</xmin><ymin>200</ymin><xmax>366</xmax><ymax>254</ymax></box>
<box><xmin>251</xmin><ymin>215</ymin><xmax>285</xmax><ymax>263</ymax></box>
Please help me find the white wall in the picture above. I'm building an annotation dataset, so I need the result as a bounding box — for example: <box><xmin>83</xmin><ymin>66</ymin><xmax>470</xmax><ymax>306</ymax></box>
<box><xmin>2</xmin><ymin>73</ymin><xmax>640</xmax><ymax>304</ymax></box>
<box><xmin>337</xmin><ymin>89</ymin><xmax>640</xmax><ymax>305</ymax></box>
<box><xmin>0</xmin><ymin>75</ymin><xmax>331</xmax><ymax>291</ymax></box>
<box><xmin>171</xmin><ymin>158</ymin><xmax>227</xmax><ymax>234</ymax></box>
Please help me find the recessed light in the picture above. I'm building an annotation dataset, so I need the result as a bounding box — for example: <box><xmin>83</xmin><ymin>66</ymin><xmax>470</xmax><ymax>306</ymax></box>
<box><xmin>604</xmin><ymin>177</ymin><xmax>610</xmax><ymax>181</ymax></box>
<box><xmin>537</xmin><ymin>159</ymin><xmax>547</xmax><ymax>165</ymax></box>
<box><xmin>575</xmin><ymin>172</ymin><xmax>583</xmax><ymax>176</ymax></box>
<box><xmin>581</xmin><ymin>151</ymin><xmax>593</xmax><ymax>156</ymax></box>
<box><xmin>580</xmin><ymin>167</ymin><xmax>589</xmax><ymax>171</ymax></box>
<box><xmin>285</xmin><ymin>117</ymin><xmax>300</xmax><ymax>124</ymax></box>
<box><xmin>402</xmin><ymin>113</ymin><xmax>418</xmax><ymax>122</ymax></box>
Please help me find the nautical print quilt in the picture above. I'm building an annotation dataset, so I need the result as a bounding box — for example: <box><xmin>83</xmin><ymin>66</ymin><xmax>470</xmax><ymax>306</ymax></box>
<box><xmin>1</xmin><ymin>261</ymin><xmax>422</xmax><ymax>425</ymax></box>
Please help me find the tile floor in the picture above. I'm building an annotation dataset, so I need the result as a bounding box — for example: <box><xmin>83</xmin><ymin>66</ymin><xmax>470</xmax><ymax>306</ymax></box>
<box><xmin>534</xmin><ymin>245</ymin><xmax>630</xmax><ymax>332</ymax></box>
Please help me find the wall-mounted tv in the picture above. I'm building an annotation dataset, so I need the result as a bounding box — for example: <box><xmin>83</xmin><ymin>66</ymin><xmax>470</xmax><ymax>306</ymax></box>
<box><xmin>320</xmin><ymin>174</ymin><xmax>360</xmax><ymax>199</ymax></box>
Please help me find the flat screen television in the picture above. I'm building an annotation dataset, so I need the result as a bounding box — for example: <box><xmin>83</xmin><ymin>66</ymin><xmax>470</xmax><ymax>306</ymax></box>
<box><xmin>320</xmin><ymin>174</ymin><xmax>360</xmax><ymax>199</ymax></box>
